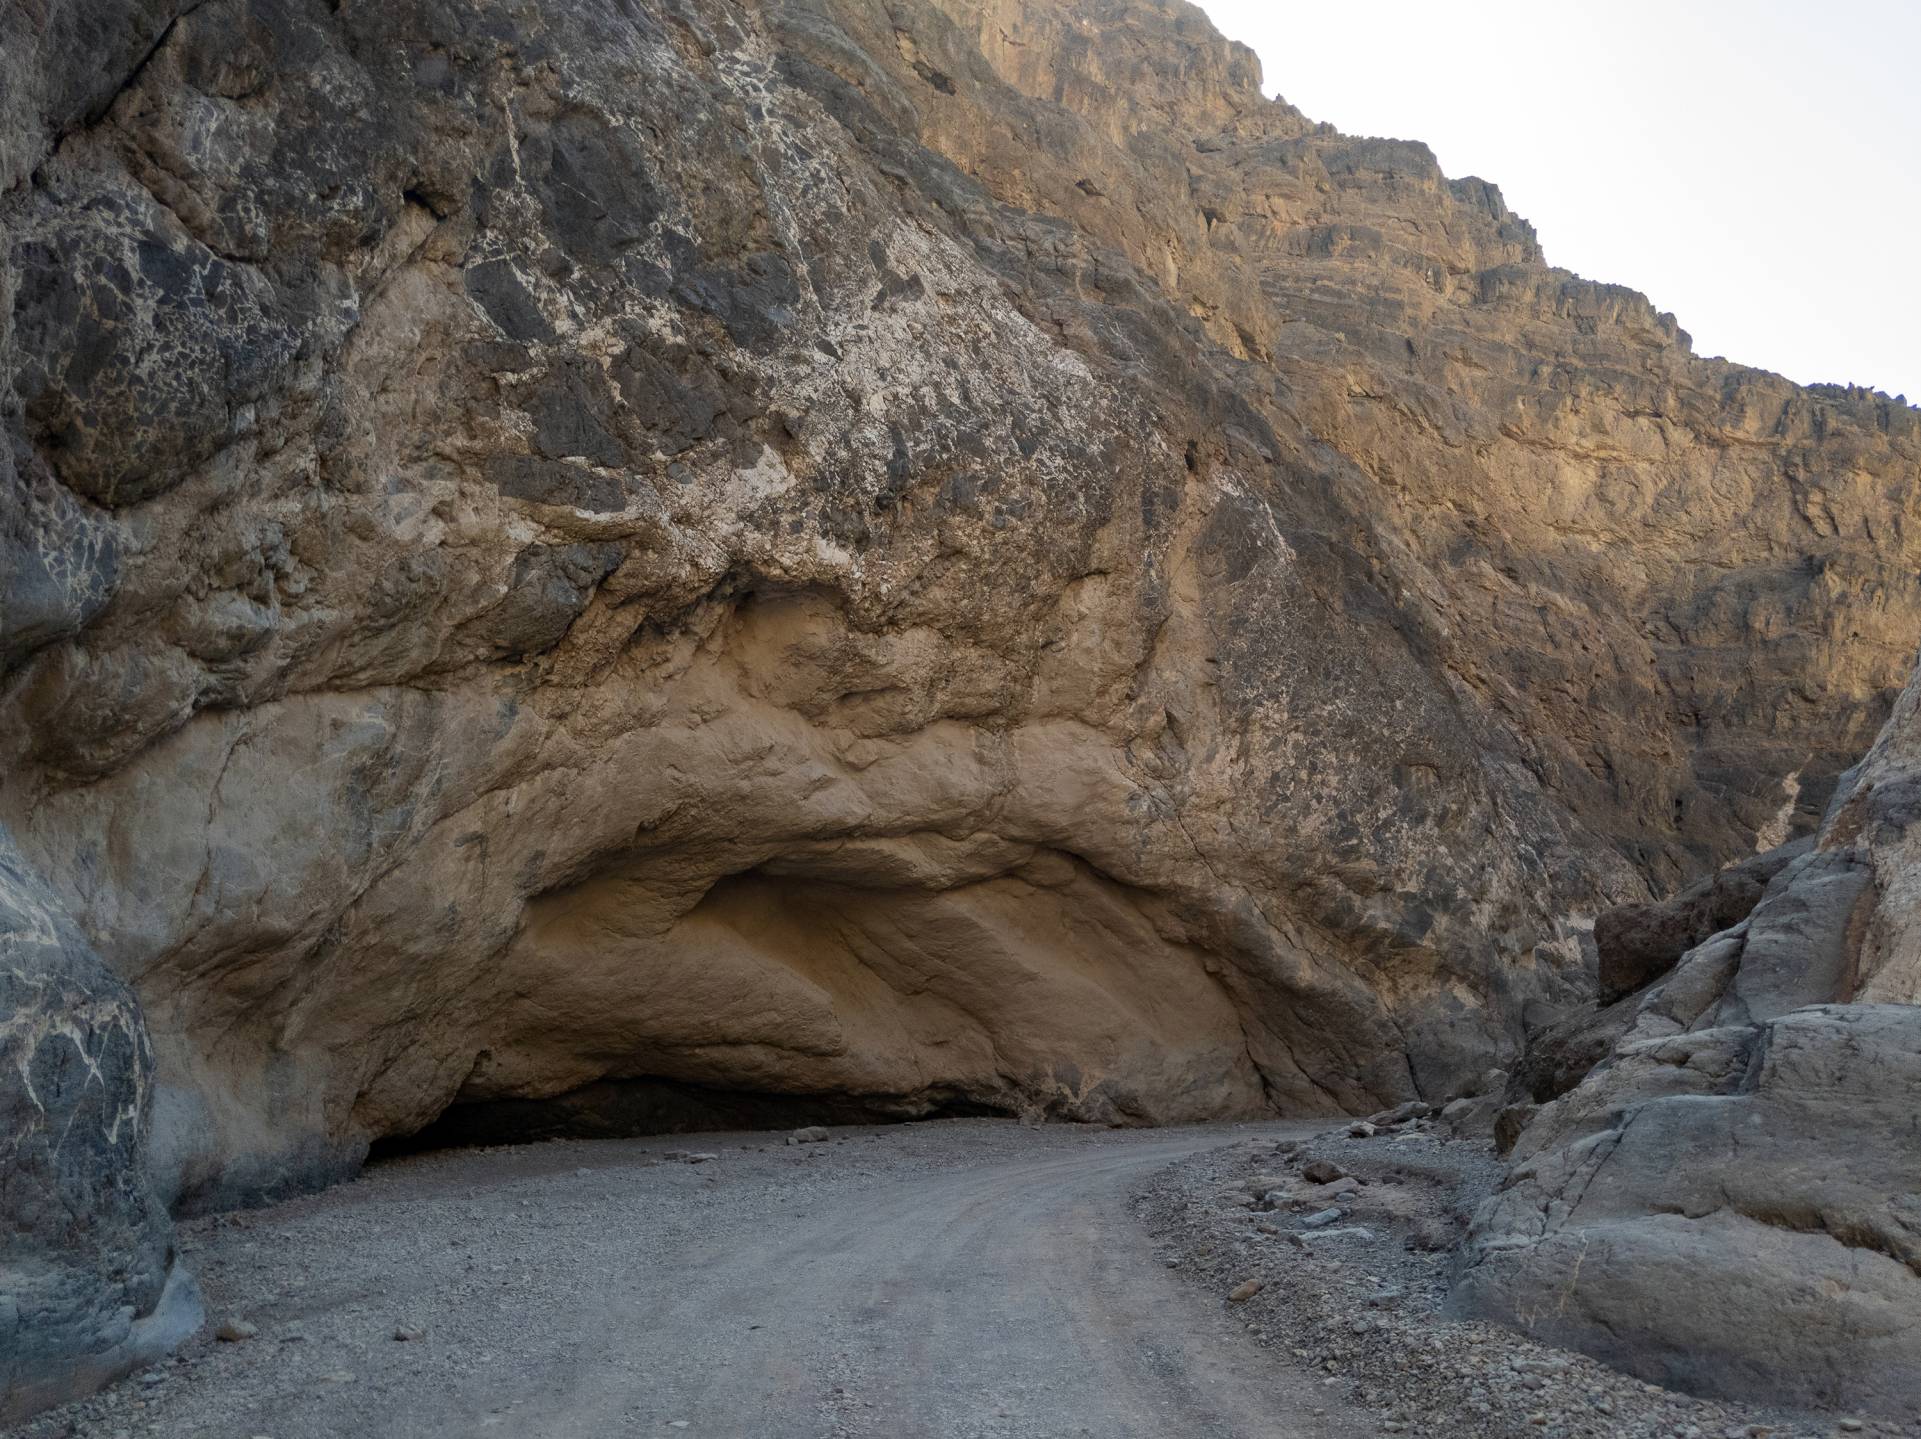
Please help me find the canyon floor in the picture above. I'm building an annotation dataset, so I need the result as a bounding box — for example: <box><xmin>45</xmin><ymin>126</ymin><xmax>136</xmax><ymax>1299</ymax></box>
<box><xmin>11</xmin><ymin>1119</ymin><xmax>1899</xmax><ymax>1439</ymax></box>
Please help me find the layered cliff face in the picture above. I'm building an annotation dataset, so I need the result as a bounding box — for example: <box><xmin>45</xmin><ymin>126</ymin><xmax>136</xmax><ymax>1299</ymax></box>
<box><xmin>2</xmin><ymin>0</ymin><xmax>1917</xmax><ymax>1245</ymax></box>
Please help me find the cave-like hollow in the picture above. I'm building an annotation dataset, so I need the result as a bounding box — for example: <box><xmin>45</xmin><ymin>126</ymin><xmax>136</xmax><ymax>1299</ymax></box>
<box><xmin>369</xmin><ymin>847</ymin><xmax>1276</xmax><ymax>1158</ymax></box>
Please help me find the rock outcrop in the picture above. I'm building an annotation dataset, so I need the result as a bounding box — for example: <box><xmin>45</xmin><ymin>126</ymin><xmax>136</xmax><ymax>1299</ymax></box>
<box><xmin>0</xmin><ymin>826</ymin><xmax>200</xmax><ymax>1423</ymax></box>
<box><xmin>2</xmin><ymin>0</ymin><xmax>1919</xmax><ymax>1414</ymax></box>
<box><xmin>1456</xmin><ymin>659</ymin><xmax>1921</xmax><ymax>1414</ymax></box>
<box><xmin>1500</xmin><ymin>834</ymin><xmax>1818</xmax><ymax>1116</ymax></box>
<box><xmin>1462</xmin><ymin>1003</ymin><xmax>1921</xmax><ymax>1416</ymax></box>
<box><xmin>1593</xmin><ymin>836</ymin><xmax>1813</xmax><ymax>1005</ymax></box>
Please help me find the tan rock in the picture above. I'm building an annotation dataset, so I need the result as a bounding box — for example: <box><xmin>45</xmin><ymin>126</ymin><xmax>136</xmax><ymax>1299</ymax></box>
<box><xmin>0</xmin><ymin>0</ymin><xmax>1913</xmax><ymax>1355</ymax></box>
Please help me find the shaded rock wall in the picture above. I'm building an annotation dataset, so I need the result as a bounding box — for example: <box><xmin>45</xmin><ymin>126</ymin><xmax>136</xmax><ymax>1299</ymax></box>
<box><xmin>1591</xmin><ymin>835</ymin><xmax>1814</xmax><ymax>1006</ymax></box>
<box><xmin>1</xmin><ymin>0</ymin><xmax>1917</xmax><ymax>1227</ymax></box>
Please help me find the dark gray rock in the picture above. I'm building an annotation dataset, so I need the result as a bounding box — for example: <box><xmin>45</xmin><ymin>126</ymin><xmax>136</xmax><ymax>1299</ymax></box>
<box><xmin>0</xmin><ymin>0</ymin><xmax>190</xmax><ymax>192</ymax></box>
<box><xmin>1456</xmin><ymin>1004</ymin><xmax>1921</xmax><ymax>1417</ymax></box>
<box><xmin>458</xmin><ymin>542</ymin><xmax>625</xmax><ymax>659</ymax></box>
<box><xmin>1491</xmin><ymin>1101</ymin><xmax>1537</xmax><ymax>1156</ymax></box>
<box><xmin>1507</xmin><ymin>990</ymin><xmax>1642</xmax><ymax>1104</ymax></box>
<box><xmin>0</xmin><ymin>443</ymin><xmax>119</xmax><ymax>672</ymax></box>
<box><xmin>0</xmin><ymin>826</ymin><xmax>200</xmax><ymax>1422</ymax></box>
<box><xmin>485</xmin><ymin>454</ymin><xmax>631</xmax><ymax>514</ymax></box>
<box><xmin>525</xmin><ymin>359</ymin><xmax>629</xmax><ymax>469</ymax></box>
<box><xmin>464</xmin><ymin>260</ymin><xmax>557</xmax><ymax>345</ymax></box>
<box><xmin>1593</xmin><ymin>838</ymin><xmax>1811</xmax><ymax>1004</ymax></box>
<box><xmin>9</xmin><ymin>186</ymin><xmax>301</xmax><ymax>506</ymax></box>
<box><xmin>525</xmin><ymin>109</ymin><xmax>667</xmax><ymax>269</ymax></box>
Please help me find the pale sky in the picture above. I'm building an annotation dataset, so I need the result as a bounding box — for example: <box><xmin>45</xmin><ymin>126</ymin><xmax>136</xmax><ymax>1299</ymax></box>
<box><xmin>1195</xmin><ymin>1</ymin><xmax>1921</xmax><ymax>404</ymax></box>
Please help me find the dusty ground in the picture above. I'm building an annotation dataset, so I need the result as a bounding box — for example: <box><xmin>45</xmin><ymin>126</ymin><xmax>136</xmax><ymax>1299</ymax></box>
<box><xmin>1139</xmin><ymin>1123</ymin><xmax>1920</xmax><ymax>1439</ymax></box>
<box><xmin>14</xmin><ymin>1119</ymin><xmax>1375</xmax><ymax>1439</ymax></box>
<box><xmin>14</xmin><ymin>1117</ymin><xmax>1911</xmax><ymax>1439</ymax></box>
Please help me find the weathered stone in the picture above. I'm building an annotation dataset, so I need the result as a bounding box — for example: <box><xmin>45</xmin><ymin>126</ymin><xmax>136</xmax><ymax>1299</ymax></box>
<box><xmin>1366</xmin><ymin>1100</ymin><xmax>1432</xmax><ymax>1127</ymax></box>
<box><xmin>1506</xmin><ymin>991</ymin><xmax>1642</xmax><ymax>1105</ymax></box>
<box><xmin>1594</xmin><ymin>838</ymin><xmax>1813</xmax><ymax>1004</ymax></box>
<box><xmin>1491</xmin><ymin>1103</ymin><xmax>1538</xmax><ymax>1157</ymax></box>
<box><xmin>0</xmin><ymin>826</ymin><xmax>201</xmax><ymax>1422</ymax></box>
<box><xmin>1459</xmin><ymin>661</ymin><xmax>1921</xmax><ymax>1415</ymax></box>
<box><xmin>1458</xmin><ymin>1005</ymin><xmax>1921</xmax><ymax>1417</ymax></box>
<box><xmin>0</xmin><ymin>444</ymin><xmax>119</xmax><ymax>672</ymax></box>
<box><xmin>1439</xmin><ymin>1095</ymin><xmax>1500</xmax><ymax>1140</ymax></box>
<box><xmin>0</xmin><ymin>0</ymin><xmax>1917</xmax><ymax>1417</ymax></box>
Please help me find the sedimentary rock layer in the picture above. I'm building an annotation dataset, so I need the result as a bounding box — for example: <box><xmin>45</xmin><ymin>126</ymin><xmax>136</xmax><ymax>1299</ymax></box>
<box><xmin>3</xmin><ymin>0</ymin><xmax>1918</xmax><ymax>1223</ymax></box>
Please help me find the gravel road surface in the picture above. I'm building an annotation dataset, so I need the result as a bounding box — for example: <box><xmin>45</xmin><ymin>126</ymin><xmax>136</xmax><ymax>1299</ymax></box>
<box><xmin>17</xmin><ymin>1119</ymin><xmax>1371</xmax><ymax>1439</ymax></box>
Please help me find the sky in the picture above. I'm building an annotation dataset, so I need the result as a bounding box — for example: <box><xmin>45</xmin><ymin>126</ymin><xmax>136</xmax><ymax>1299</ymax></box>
<box><xmin>1193</xmin><ymin>1</ymin><xmax>1921</xmax><ymax>404</ymax></box>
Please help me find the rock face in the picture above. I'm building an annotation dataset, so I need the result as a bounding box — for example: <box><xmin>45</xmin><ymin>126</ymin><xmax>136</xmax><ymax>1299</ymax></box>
<box><xmin>1593</xmin><ymin>837</ymin><xmax>1813</xmax><ymax>1005</ymax></box>
<box><xmin>1466</xmin><ymin>1003</ymin><xmax>1921</xmax><ymax>1415</ymax></box>
<box><xmin>1</xmin><ymin>0</ymin><xmax>1918</xmax><ymax>1408</ymax></box>
<box><xmin>0</xmin><ymin>826</ymin><xmax>201</xmax><ymax>1422</ymax></box>
<box><xmin>1456</xmin><ymin>661</ymin><xmax>1921</xmax><ymax>1414</ymax></box>
<box><xmin>1502</xmin><ymin>834</ymin><xmax>1818</xmax><ymax>1114</ymax></box>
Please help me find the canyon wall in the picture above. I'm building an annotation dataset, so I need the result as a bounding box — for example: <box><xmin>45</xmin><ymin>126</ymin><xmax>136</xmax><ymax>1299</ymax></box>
<box><xmin>2</xmin><ymin>4</ymin><xmax>1918</xmax><ymax>1403</ymax></box>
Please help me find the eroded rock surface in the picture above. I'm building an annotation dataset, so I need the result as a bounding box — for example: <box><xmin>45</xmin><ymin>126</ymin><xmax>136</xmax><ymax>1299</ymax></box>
<box><xmin>1458</xmin><ymin>660</ymin><xmax>1921</xmax><ymax>1414</ymax></box>
<box><xmin>1460</xmin><ymin>1004</ymin><xmax>1921</xmax><ymax>1416</ymax></box>
<box><xmin>1593</xmin><ymin>836</ymin><xmax>1814</xmax><ymax>1004</ymax></box>
<box><xmin>1</xmin><ymin>0</ymin><xmax>1917</xmax><ymax>1325</ymax></box>
<box><xmin>0</xmin><ymin>827</ymin><xmax>200</xmax><ymax>1423</ymax></box>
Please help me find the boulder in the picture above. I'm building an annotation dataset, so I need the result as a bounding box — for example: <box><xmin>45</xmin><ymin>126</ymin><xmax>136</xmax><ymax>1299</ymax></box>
<box><xmin>1506</xmin><ymin>991</ymin><xmax>1643</xmax><ymax>1105</ymax></box>
<box><xmin>1490</xmin><ymin>1102</ymin><xmax>1537</xmax><ymax>1156</ymax></box>
<box><xmin>1456</xmin><ymin>1004</ymin><xmax>1921</xmax><ymax>1415</ymax></box>
<box><xmin>1593</xmin><ymin>838</ymin><xmax>1813</xmax><ymax>1004</ymax></box>
<box><xmin>0</xmin><ymin>828</ymin><xmax>200</xmax><ymax>1422</ymax></box>
<box><xmin>1366</xmin><ymin>1100</ymin><xmax>1433</xmax><ymax>1126</ymax></box>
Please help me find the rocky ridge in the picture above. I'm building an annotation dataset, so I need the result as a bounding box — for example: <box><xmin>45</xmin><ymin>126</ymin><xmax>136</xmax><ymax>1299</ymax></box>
<box><xmin>2</xmin><ymin>0</ymin><xmax>1918</xmax><ymax>1418</ymax></box>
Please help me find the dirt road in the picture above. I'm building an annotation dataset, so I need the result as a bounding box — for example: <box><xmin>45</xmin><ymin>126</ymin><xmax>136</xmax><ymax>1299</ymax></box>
<box><xmin>22</xmin><ymin>1120</ymin><xmax>1371</xmax><ymax>1439</ymax></box>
